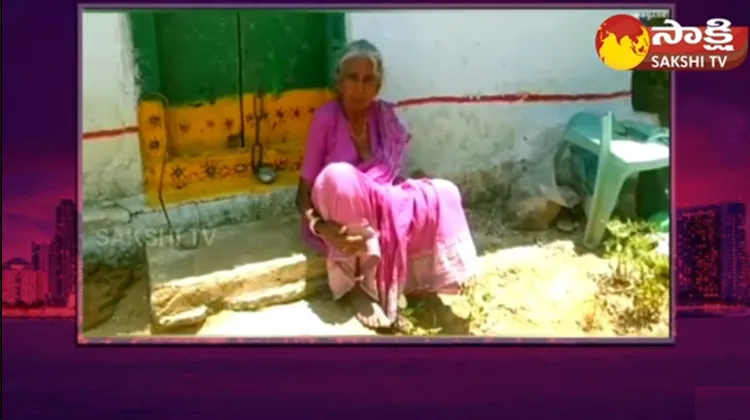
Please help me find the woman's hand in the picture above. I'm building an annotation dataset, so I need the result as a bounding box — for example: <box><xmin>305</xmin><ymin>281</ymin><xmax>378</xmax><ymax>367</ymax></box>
<box><xmin>316</xmin><ymin>221</ymin><xmax>367</xmax><ymax>255</ymax></box>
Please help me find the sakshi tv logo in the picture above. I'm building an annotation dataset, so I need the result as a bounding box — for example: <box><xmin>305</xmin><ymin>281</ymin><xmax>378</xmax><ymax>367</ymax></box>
<box><xmin>595</xmin><ymin>15</ymin><xmax>749</xmax><ymax>71</ymax></box>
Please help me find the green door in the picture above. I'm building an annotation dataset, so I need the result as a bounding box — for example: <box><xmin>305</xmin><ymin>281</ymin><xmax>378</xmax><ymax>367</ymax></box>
<box><xmin>237</xmin><ymin>11</ymin><xmax>345</xmax><ymax>171</ymax></box>
<box><xmin>150</xmin><ymin>10</ymin><xmax>243</xmax><ymax>156</ymax></box>
<box><xmin>239</xmin><ymin>11</ymin><xmax>340</xmax><ymax>94</ymax></box>
<box><xmin>130</xmin><ymin>10</ymin><xmax>346</xmax><ymax>160</ymax></box>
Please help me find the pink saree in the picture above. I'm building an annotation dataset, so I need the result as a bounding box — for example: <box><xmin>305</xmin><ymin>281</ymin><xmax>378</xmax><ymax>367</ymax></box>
<box><xmin>300</xmin><ymin>100</ymin><xmax>477</xmax><ymax>322</ymax></box>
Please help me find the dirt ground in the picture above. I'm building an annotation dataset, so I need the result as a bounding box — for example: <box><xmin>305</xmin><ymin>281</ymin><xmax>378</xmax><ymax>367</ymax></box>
<box><xmin>85</xmin><ymin>207</ymin><xmax>671</xmax><ymax>339</ymax></box>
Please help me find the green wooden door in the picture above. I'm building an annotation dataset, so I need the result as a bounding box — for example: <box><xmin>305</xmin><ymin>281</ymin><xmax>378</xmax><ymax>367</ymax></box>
<box><xmin>131</xmin><ymin>10</ymin><xmax>346</xmax><ymax>191</ymax></box>
<box><xmin>137</xmin><ymin>11</ymin><xmax>244</xmax><ymax>156</ymax></box>
<box><xmin>154</xmin><ymin>11</ymin><xmax>242</xmax><ymax>107</ymax></box>
<box><xmin>237</xmin><ymin>11</ymin><xmax>345</xmax><ymax>170</ymax></box>
<box><xmin>238</xmin><ymin>11</ymin><xmax>341</xmax><ymax>94</ymax></box>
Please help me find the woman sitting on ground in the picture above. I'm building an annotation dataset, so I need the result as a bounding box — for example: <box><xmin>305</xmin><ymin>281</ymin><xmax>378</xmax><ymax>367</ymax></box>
<box><xmin>296</xmin><ymin>39</ymin><xmax>478</xmax><ymax>330</ymax></box>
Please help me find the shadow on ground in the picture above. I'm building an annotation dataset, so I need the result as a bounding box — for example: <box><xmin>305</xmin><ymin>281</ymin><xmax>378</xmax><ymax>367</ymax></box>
<box><xmin>305</xmin><ymin>290</ymin><xmax>358</xmax><ymax>325</ymax></box>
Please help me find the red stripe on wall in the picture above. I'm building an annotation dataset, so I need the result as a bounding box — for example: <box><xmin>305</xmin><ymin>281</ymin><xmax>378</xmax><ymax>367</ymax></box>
<box><xmin>396</xmin><ymin>90</ymin><xmax>632</xmax><ymax>107</ymax></box>
<box><xmin>82</xmin><ymin>126</ymin><xmax>139</xmax><ymax>140</ymax></box>
<box><xmin>82</xmin><ymin>90</ymin><xmax>632</xmax><ymax>141</ymax></box>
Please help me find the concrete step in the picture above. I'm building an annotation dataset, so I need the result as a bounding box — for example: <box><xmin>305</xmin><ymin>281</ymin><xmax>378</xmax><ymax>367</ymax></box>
<box><xmin>146</xmin><ymin>217</ymin><xmax>326</xmax><ymax>328</ymax></box>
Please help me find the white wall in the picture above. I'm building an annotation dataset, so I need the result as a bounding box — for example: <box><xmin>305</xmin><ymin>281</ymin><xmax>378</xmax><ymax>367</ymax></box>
<box><xmin>352</xmin><ymin>10</ymin><xmax>632</xmax><ymax>99</ymax></box>
<box><xmin>81</xmin><ymin>9</ymin><xmax>663</xmax><ymax>206</ymax></box>
<box><xmin>81</xmin><ymin>13</ymin><xmax>143</xmax><ymax>204</ymax></box>
<box><xmin>349</xmin><ymin>10</ymin><xmax>657</xmax><ymax>180</ymax></box>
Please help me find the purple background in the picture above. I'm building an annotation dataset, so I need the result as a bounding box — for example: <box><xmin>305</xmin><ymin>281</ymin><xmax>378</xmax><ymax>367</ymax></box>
<box><xmin>3</xmin><ymin>1</ymin><xmax>750</xmax><ymax>418</ymax></box>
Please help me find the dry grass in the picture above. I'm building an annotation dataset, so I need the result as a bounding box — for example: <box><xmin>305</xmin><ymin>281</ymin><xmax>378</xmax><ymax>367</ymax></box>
<box><xmin>593</xmin><ymin>220</ymin><xmax>670</xmax><ymax>335</ymax></box>
<box><xmin>402</xmin><ymin>210</ymin><xmax>670</xmax><ymax>338</ymax></box>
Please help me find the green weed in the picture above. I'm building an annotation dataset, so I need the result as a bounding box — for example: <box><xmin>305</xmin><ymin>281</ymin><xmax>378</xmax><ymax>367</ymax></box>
<box><xmin>601</xmin><ymin>219</ymin><xmax>670</xmax><ymax>333</ymax></box>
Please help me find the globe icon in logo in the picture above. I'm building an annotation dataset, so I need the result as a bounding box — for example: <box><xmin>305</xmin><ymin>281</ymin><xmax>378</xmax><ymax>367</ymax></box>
<box><xmin>595</xmin><ymin>14</ymin><xmax>651</xmax><ymax>71</ymax></box>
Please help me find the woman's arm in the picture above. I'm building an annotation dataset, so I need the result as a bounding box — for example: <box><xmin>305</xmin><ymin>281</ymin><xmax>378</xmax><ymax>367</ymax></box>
<box><xmin>295</xmin><ymin>104</ymin><xmax>344</xmax><ymax>237</ymax></box>
<box><xmin>296</xmin><ymin>173</ymin><xmax>350</xmax><ymax>240</ymax></box>
<box><xmin>295</xmin><ymin>179</ymin><xmax>317</xmax><ymax>220</ymax></box>
<box><xmin>297</xmin><ymin>106</ymin><xmax>329</xmax><ymax>220</ymax></box>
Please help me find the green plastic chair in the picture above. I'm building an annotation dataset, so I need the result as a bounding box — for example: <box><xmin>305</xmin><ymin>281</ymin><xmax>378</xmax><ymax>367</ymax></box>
<box><xmin>563</xmin><ymin>112</ymin><xmax>670</xmax><ymax>249</ymax></box>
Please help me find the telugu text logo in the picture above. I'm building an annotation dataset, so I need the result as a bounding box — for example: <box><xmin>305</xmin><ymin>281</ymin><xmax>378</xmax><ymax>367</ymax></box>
<box><xmin>596</xmin><ymin>16</ymin><xmax>748</xmax><ymax>71</ymax></box>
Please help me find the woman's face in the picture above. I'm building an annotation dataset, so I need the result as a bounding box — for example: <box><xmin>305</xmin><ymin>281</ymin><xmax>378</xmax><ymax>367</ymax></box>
<box><xmin>337</xmin><ymin>56</ymin><xmax>380</xmax><ymax>112</ymax></box>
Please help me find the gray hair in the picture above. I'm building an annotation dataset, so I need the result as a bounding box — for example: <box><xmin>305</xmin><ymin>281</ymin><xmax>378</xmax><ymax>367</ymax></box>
<box><xmin>334</xmin><ymin>39</ymin><xmax>384</xmax><ymax>83</ymax></box>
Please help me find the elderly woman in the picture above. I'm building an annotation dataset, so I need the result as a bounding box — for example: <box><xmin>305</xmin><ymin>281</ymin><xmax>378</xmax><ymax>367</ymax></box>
<box><xmin>296</xmin><ymin>39</ymin><xmax>478</xmax><ymax>330</ymax></box>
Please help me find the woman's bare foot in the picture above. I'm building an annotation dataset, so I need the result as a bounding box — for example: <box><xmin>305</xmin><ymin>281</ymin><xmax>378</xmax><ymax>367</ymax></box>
<box><xmin>348</xmin><ymin>286</ymin><xmax>393</xmax><ymax>329</ymax></box>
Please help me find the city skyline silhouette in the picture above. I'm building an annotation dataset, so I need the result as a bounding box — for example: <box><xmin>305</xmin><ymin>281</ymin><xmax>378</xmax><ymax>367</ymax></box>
<box><xmin>2</xmin><ymin>198</ymin><xmax>78</xmax><ymax>310</ymax></box>
<box><xmin>676</xmin><ymin>202</ymin><xmax>749</xmax><ymax>306</ymax></box>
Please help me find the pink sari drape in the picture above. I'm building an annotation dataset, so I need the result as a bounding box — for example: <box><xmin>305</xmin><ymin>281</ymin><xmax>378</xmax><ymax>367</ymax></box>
<box><xmin>303</xmin><ymin>100</ymin><xmax>477</xmax><ymax>322</ymax></box>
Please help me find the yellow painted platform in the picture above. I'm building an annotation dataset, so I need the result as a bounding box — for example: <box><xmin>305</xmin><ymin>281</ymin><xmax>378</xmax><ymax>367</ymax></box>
<box><xmin>138</xmin><ymin>89</ymin><xmax>334</xmax><ymax>207</ymax></box>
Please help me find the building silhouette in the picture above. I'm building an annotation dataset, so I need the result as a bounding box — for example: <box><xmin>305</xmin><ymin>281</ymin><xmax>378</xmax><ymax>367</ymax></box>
<box><xmin>676</xmin><ymin>202</ymin><xmax>749</xmax><ymax>305</ymax></box>
<box><xmin>31</xmin><ymin>241</ymin><xmax>54</xmax><ymax>301</ymax></box>
<box><xmin>2</xmin><ymin>258</ymin><xmax>48</xmax><ymax>305</ymax></box>
<box><xmin>719</xmin><ymin>203</ymin><xmax>748</xmax><ymax>303</ymax></box>
<box><xmin>2</xmin><ymin>198</ymin><xmax>79</xmax><ymax>311</ymax></box>
<box><xmin>50</xmin><ymin>199</ymin><xmax>78</xmax><ymax>304</ymax></box>
<box><xmin>676</xmin><ymin>205</ymin><xmax>721</xmax><ymax>302</ymax></box>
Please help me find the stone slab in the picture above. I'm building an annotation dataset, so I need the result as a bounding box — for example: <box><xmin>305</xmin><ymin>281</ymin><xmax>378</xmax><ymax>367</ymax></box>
<box><xmin>225</xmin><ymin>277</ymin><xmax>329</xmax><ymax>312</ymax></box>
<box><xmin>147</xmin><ymin>217</ymin><xmax>326</xmax><ymax>324</ymax></box>
<box><xmin>156</xmin><ymin>306</ymin><xmax>210</xmax><ymax>330</ymax></box>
